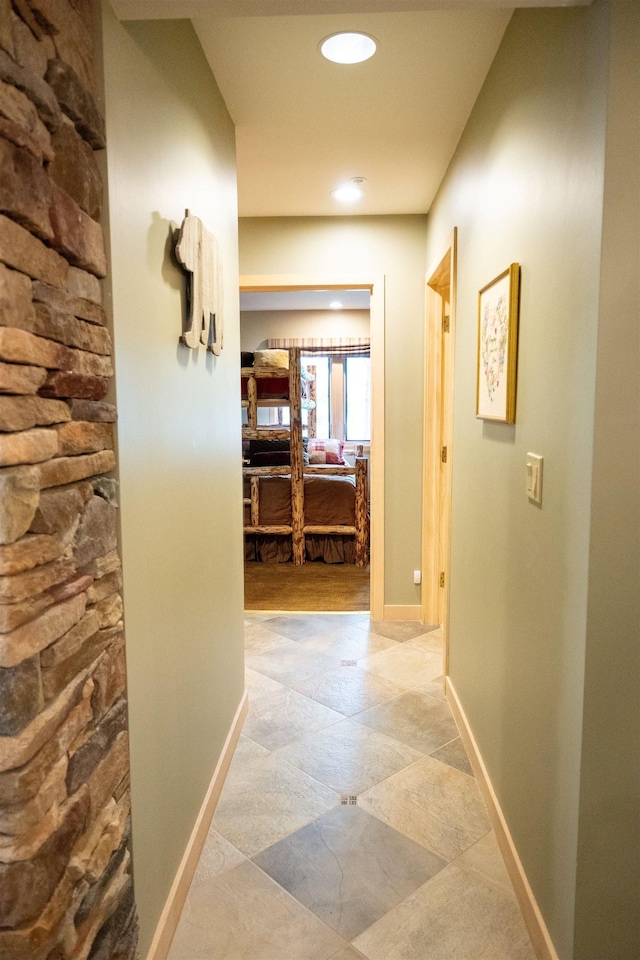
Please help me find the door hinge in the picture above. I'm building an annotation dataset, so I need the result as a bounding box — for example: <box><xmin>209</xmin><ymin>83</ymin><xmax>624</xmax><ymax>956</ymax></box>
<box><xmin>443</xmin><ymin>315</ymin><xmax>450</xmax><ymax>333</ymax></box>
<box><xmin>441</xmin><ymin>445</ymin><xmax>448</xmax><ymax>463</ymax></box>
<box><xmin>440</xmin><ymin>572</ymin><xmax>445</xmax><ymax>588</ymax></box>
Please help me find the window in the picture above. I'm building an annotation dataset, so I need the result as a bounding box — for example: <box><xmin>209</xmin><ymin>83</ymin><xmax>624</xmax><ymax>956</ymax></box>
<box><xmin>301</xmin><ymin>353</ymin><xmax>370</xmax><ymax>442</ymax></box>
<box><xmin>252</xmin><ymin>353</ymin><xmax>370</xmax><ymax>441</ymax></box>
<box><xmin>301</xmin><ymin>355</ymin><xmax>330</xmax><ymax>438</ymax></box>
<box><xmin>345</xmin><ymin>356</ymin><xmax>371</xmax><ymax>441</ymax></box>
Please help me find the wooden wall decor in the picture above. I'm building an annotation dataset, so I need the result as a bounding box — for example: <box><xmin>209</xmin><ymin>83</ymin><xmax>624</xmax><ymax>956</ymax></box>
<box><xmin>175</xmin><ymin>210</ymin><xmax>223</xmax><ymax>355</ymax></box>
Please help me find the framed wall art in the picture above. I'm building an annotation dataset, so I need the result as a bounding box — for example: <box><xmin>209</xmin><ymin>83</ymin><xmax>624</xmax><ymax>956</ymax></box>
<box><xmin>476</xmin><ymin>263</ymin><xmax>521</xmax><ymax>423</ymax></box>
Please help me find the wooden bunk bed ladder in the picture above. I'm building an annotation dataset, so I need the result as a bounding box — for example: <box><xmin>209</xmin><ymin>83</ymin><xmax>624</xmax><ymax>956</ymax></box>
<box><xmin>289</xmin><ymin>348</ymin><xmax>305</xmax><ymax>565</ymax></box>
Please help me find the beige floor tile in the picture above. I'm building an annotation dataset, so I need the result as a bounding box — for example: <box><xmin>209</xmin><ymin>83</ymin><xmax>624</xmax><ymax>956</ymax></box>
<box><xmin>312</xmin><ymin>613</ymin><xmax>373</xmax><ymax>629</ymax></box>
<box><xmin>190</xmin><ymin>829</ymin><xmax>246</xmax><ymax>887</ymax></box>
<box><xmin>454</xmin><ymin>831</ymin><xmax>517</xmax><ymax>902</ymax></box>
<box><xmin>357</xmin><ymin>619</ymin><xmax>435</xmax><ymax>643</ymax></box>
<box><xmin>430</xmin><ymin>736</ymin><xmax>474</xmax><ymax>777</ymax></box>
<box><xmin>360</xmin><ymin>644</ymin><xmax>443</xmax><ymax>689</ymax></box>
<box><xmin>253</xmin><ymin>805</ymin><xmax>445</xmax><ymax>940</ymax></box>
<box><xmin>353</xmin><ymin>863</ymin><xmax>536</xmax><ymax>960</ymax></box>
<box><xmin>293</xmin><ymin>665</ymin><xmax>405</xmax><ymax>717</ymax></box>
<box><xmin>329</xmin><ymin>947</ymin><xmax>367</xmax><ymax>960</ymax></box>
<box><xmin>275</xmin><ymin>718</ymin><xmax>423</xmax><ymax>794</ymax></box>
<box><xmin>231</xmin><ymin>736</ymin><xmax>272</xmax><ymax>768</ymax></box>
<box><xmin>301</xmin><ymin>625</ymin><xmax>397</xmax><ymax>660</ymax></box>
<box><xmin>171</xmin><ymin>614</ymin><xmax>530</xmax><ymax>960</ymax></box>
<box><xmin>245</xmin><ymin>667</ymin><xmax>287</xmax><ymax>702</ymax></box>
<box><xmin>355</xmin><ymin>690</ymin><xmax>460</xmax><ymax>755</ymax></box>
<box><xmin>244</xmin><ymin>623</ymin><xmax>295</xmax><ymax>655</ymax></box>
<box><xmin>246</xmin><ymin>642</ymin><xmax>338</xmax><ymax>686</ymax></box>
<box><xmin>359</xmin><ymin>756</ymin><xmax>491</xmax><ymax>861</ymax></box>
<box><xmin>213</xmin><ymin>751</ymin><xmax>339</xmax><ymax>856</ymax></box>
<box><xmin>244</xmin><ymin>688</ymin><xmax>343</xmax><ymax>750</ymax></box>
<box><xmin>414</xmin><ymin>675</ymin><xmax>448</xmax><ymax>702</ymax></box>
<box><xmin>260</xmin><ymin>613</ymin><xmax>352</xmax><ymax>642</ymax></box>
<box><xmin>405</xmin><ymin>631</ymin><xmax>444</xmax><ymax>654</ymax></box>
<box><xmin>168</xmin><ymin>860</ymin><xmax>345</xmax><ymax>960</ymax></box>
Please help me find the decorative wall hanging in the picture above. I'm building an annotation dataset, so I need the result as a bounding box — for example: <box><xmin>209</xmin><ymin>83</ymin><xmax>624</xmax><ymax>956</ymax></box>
<box><xmin>476</xmin><ymin>263</ymin><xmax>520</xmax><ymax>423</ymax></box>
<box><xmin>175</xmin><ymin>210</ymin><xmax>223</xmax><ymax>354</ymax></box>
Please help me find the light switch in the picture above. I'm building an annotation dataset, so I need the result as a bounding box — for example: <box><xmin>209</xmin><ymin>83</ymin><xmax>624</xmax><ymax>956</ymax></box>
<box><xmin>526</xmin><ymin>453</ymin><xmax>543</xmax><ymax>504</ymax></box>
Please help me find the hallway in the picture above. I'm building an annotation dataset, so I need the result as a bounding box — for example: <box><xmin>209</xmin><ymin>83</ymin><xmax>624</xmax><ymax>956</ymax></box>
<box><xmin>168</xmin><ymin>614</ymin><xmax>536</xmax><ymax>959</ymax></box>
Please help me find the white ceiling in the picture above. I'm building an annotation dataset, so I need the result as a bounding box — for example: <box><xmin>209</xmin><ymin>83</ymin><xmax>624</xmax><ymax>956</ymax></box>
<box><xmin>114</xmin><ymin>1</ymin><xmax>590</xmax><ymax>19</ymax></box>
<box><xmin>113</xmin><ymin>0</ymin><xmax>590</xmax><ymax>219</ymax></box>
<box><xmin>194</xmin><ymin>10</ymin><xmax>512</xmax><ymax>216</ymax></box>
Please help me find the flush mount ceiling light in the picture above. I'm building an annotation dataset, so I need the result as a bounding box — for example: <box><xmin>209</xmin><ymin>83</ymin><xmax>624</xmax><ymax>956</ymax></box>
<box><xmin>331</xmin><ymin>177</ymin><xmax>366</xmax><ymax>203</ymax></box>
<box><xmin>320</xmin><ymin>32</ymin><xmax>377</xmax><ymax>65</ymax></box>
<box><xmin>329</xmin><ymin>301</ymin><xmax>343</xmax><ymax>309</ymax></box>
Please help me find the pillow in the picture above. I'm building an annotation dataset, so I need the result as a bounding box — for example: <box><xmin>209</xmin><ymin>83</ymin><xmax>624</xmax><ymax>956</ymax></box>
<box><xmin>248</xmin><ymin>438</ymin><xmax>309</xmax><ymax>466</ymax></box>
<box><xmin>249</xmin><ymin>438</ymin><xmax>289</xmax><ymax>454</ymax></box>
<box><xmin>308</xmin><ymin>438</ymin><xmax>346</xmax><ymax>465</ymax></box>
<box><xmin>250</xmin><ymin>451</ymin><xmax>291</xmax><ymax>467</ymax></box>
<box><xmin>254</xmin><ymin>349</ymin><xmax>289</xmax><ymax>370</ymax></box>
<box><xmin>241</xmin><ymin>352</ymin><xmax>254</xmax><ymax>368</ymax></box>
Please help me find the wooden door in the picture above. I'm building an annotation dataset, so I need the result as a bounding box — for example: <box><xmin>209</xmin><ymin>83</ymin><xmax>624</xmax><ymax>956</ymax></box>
<box><xmin>422</xmin><ymin>230</ymin><xmax>457</xmax><ymax>677</ymax></box>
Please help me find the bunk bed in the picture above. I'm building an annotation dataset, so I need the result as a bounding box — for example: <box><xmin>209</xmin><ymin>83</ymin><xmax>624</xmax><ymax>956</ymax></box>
<box><xmin>241</xmin><ymin>348</ymin><xmax>369</xmax><ymax>565</ymax></box>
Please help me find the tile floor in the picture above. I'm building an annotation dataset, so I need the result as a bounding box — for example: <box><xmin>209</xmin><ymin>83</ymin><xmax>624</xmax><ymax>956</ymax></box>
<box><xmin>168</xmin><ymin>613</ymin><xmax>537</xmax><ymax>960</ymax></box>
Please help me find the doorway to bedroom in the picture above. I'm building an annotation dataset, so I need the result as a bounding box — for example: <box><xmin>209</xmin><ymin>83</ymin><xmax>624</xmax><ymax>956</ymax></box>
<box><xmin>240</xmin><ymin>276</ymin><xmax>384</xmax><ymax>617</ymax></box>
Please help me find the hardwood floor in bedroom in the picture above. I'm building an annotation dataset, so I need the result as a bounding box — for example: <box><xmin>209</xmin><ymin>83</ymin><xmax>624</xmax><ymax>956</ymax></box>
<box><xmin>244</xmin><ymin>562</ymin><xmax>370</xmax><ymax>612</ymax></box>
<box><xmin>167</xmin><ymin>614</ymin><xmax>536</xmax><ymax>960</ymax></box>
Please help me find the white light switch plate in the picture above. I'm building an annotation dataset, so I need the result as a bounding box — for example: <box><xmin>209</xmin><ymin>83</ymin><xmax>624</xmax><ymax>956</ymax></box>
<box><xmin>526</xmin><ymin>453</ymin><xmax>543</xmax><ymax>504</ymax></box>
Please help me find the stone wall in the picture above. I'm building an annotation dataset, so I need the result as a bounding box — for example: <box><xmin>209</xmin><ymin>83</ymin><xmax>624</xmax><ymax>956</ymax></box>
<box><xmin>0</xmin><ymin>0</ymin><xmax>138</xmax><ymax>956</ymax></box>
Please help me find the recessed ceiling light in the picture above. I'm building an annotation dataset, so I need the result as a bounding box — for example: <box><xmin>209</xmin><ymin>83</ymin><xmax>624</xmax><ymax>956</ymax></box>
<box><xmin>329</xmin><ymin>301</ymin><xmax>343</xmax><ymax>309</ymax></box>
<box><xmin>320</xmin><ymin>32</ymin><xmax>377</xmax><ymax>65</ymax></box>
<box><xmin>331</xmin><ymin>177</ymin><xmax>366</xmax><ymax>203</ymax></box>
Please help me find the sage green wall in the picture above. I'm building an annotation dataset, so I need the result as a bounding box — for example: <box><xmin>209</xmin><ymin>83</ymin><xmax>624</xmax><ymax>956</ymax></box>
<box><xmin>102</xmin><ymin>8</ymin><xmax>245</xmax><ymax>953</ymax></box>
<box><xmin>239</xmin><ymin>215</ymin><xmax>427</xmax><ymax>606</ymax></box>
<box><xmin>574</xmin><ymin>3</ymin><xmax>640</xmax><ymax>957</ymax></box>
<box><xmin>240</xmin><ymin>309</ymin><xmax>370</xmax><ymax>352</ymax></box>
<box><xmin>423</xmin><ymin>6</ymin><xmax>609</xmax><ymax>957</ymax></box>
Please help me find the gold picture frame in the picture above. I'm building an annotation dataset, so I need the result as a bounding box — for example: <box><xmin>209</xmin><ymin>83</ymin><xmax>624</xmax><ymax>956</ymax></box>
<box><xmin>476</xmin><ymin>263</ymin><xmax>521</xmax><ymax>423</ymax></box>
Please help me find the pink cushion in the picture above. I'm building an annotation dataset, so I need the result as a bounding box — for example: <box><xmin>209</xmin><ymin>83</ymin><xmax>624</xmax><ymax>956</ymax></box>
<box><xmin>308</xmin><ymin>438</ymin><xmax>346</xmax><ymax>465</ymax></box>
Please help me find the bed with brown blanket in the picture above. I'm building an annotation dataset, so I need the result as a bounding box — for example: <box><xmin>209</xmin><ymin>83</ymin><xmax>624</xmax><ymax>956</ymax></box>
<box><xmin>241</xmin><ymin>350</ymin><xmax>368</xmax><ymax>565</ymax></box>
<box><xmin>244</xmin><ymin>472</ymin><xmax>360</xmax><ymax>563</ymax></box>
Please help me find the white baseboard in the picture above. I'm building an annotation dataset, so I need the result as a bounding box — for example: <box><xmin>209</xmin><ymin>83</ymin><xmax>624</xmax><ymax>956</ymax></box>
<box><xmin>382</xmin><ymin>604</ymin><xmax>422</xmax><ymax>620</ymax></box>
<box><xmin>147</xmin><ymin>690</ymin><xmax>248</xmax><ymax>960</ymax></box>
<box><xmin>446</xmin><ymin>678</ymin><xmax>559</xmax><ymax>960</ymax></box>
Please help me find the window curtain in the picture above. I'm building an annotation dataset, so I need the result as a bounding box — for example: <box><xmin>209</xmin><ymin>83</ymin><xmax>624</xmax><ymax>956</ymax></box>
<box><xmin>266</xmin><ymin>337</ymin><xmax>370</xmax><ymax>357</ymax></box>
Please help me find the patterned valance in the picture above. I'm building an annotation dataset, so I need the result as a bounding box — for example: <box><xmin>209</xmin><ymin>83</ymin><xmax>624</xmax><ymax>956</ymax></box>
<box><xmin>266</xmin><ymin>337</ymin><xmax>370</xmax><ymax>357</ymax></box>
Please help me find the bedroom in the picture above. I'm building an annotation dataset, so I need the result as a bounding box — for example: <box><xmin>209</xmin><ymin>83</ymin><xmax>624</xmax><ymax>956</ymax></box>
<box><xmin>240</xmin><ymin>288</ymin><xmax>372</xmax><ymax>611</ymax></box>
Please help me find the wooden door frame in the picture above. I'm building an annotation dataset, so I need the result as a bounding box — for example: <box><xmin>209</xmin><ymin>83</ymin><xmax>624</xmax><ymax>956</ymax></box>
<box><xmin>240</xmin><ymin>273</ymin><xmax>385</xmax><ymax>621</ymax></box>
<box><xmin>421</xmin><ymin>230</ymin><xmax>457</xmax><ymax>674</ymax></box>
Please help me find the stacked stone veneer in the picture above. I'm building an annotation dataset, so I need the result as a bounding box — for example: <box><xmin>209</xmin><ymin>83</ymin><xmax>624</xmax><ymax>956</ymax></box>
<box><xmin>0</xmin><ymin>0</ymin><xmax>138</xmax><ymax>957</ymax></box>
